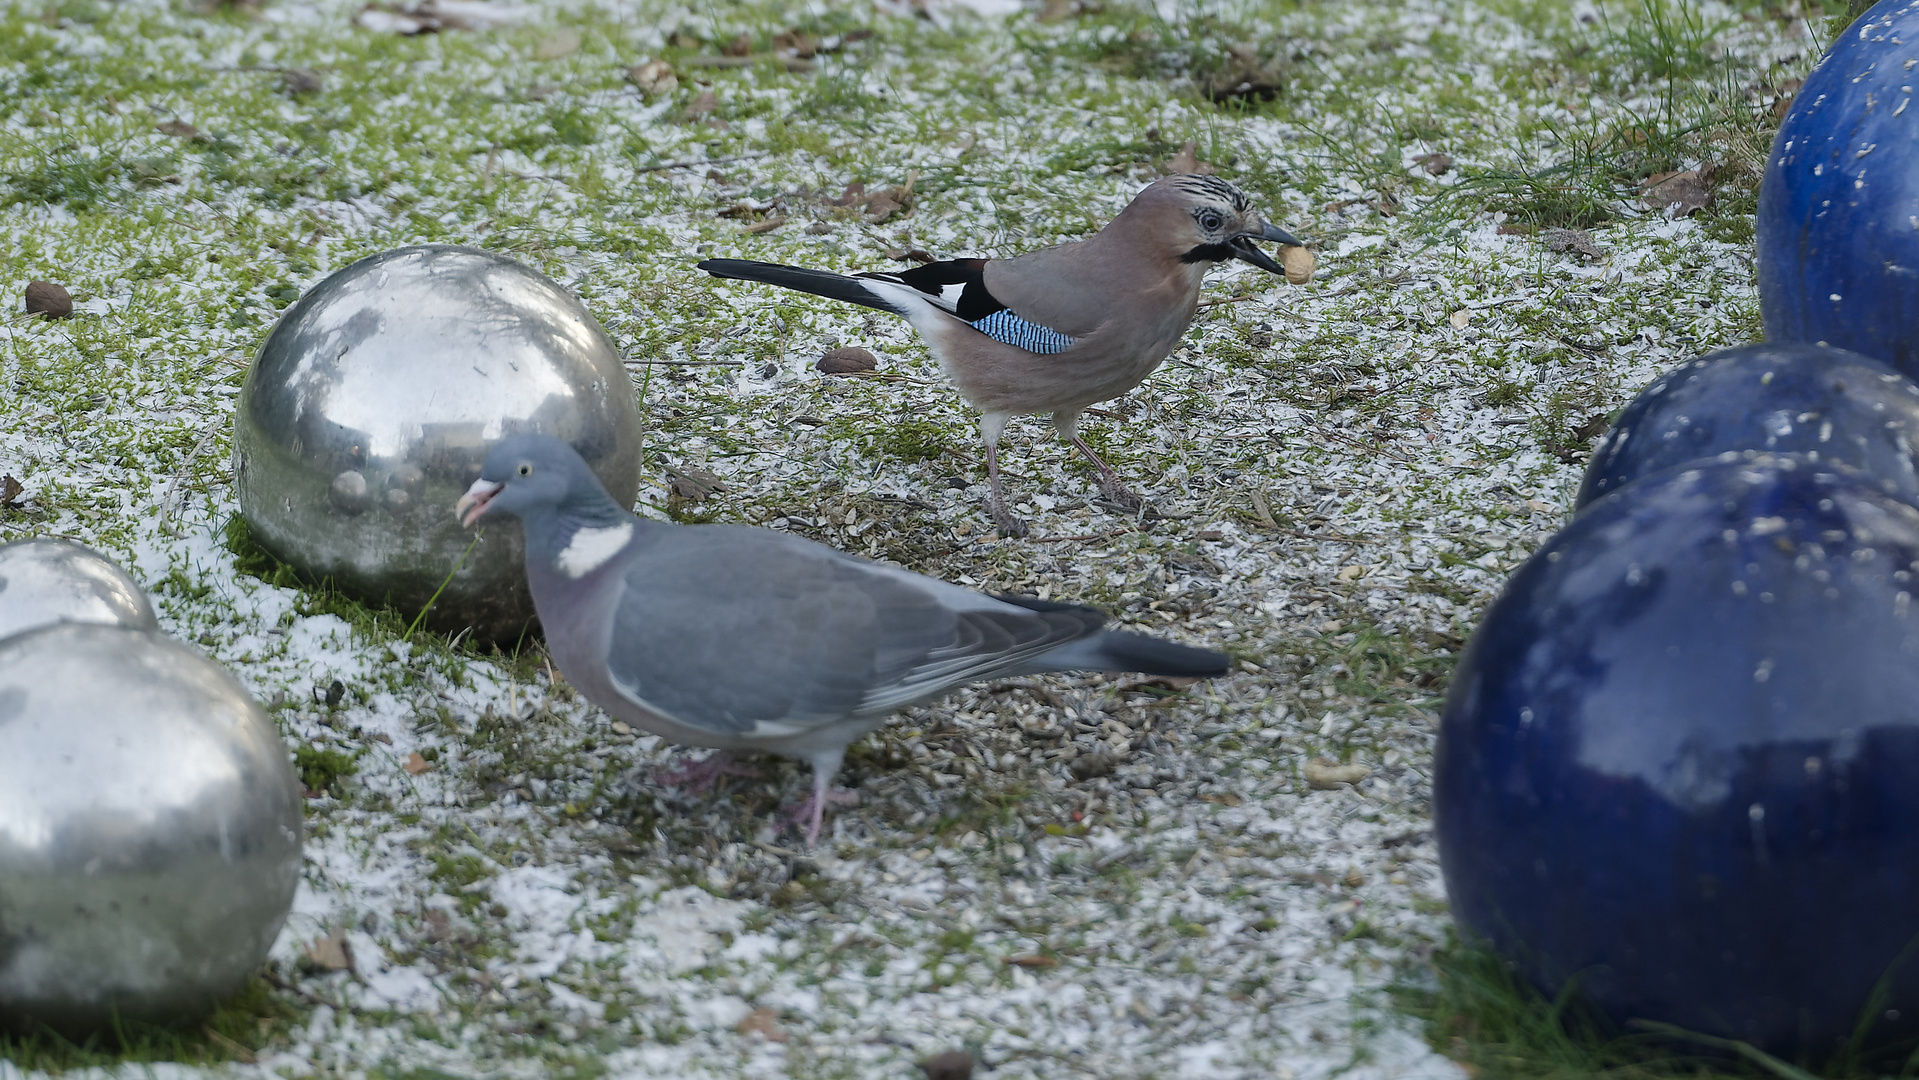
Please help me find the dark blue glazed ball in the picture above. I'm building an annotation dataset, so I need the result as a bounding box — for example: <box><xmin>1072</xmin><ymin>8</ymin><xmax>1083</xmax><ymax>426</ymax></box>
<box><xmin>1758</xmin><ymin>1</ymin><xmax>1919</xmax><ymax>377</ymax></box>
<box><xmin>1437</xmin><ymin>453</ymin><xmax>1919</xmax><ymax>1059</ymax></box>
<box><xmin>1577</xmin><ymin>342</ymin><xmax>1919</xmax><ymax>509</ymax></box>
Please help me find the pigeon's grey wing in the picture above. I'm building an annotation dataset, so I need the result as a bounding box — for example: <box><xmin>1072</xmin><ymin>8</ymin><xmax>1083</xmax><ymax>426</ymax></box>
<box><xmin>847</xmin><ymin>564</ymin><xmax>1106</xmax><ymax>714</ymax></box>
<box><xmin>600</xmin><ymin>528</ymin><xmax>1101</xmax><ymax>738</ymax></box>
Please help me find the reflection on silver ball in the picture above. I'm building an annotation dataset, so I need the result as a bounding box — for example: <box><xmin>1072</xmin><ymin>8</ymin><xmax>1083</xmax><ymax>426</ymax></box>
<box><xmin>233</xmin><ymin>244</ymin><xmax>644</xmax><ymax>642</ymax></box>
<box><xmin>0</xmin><ymin>624</ymin><xmax>303</xmax><ymax>1034</ymax></box>
<box><xmin>0</xmin><ymin>538</ymin><xmax>158</xmax><ymax>643</ymax></box>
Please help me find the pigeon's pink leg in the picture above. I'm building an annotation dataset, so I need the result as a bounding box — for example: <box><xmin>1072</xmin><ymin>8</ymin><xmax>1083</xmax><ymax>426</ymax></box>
<box><xmin>785</xmin><ymin>785</ymin><xmax>861</xmax><ymax>848</ymax></box>
<box><xmin>651</xmin><ymin>752</ymin><xmax>765</xmax><ymax>795</ymax></box>
<box><xmin>784</xmin><ymin>750</ymin><xmax>858</xmax><ymax>847</ymax></box>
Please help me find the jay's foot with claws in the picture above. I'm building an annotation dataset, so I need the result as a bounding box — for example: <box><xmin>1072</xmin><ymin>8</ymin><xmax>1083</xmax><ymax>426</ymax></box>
<box><xmin>1095</xmin><ymin>480</ymin><xmax>1152</xmax><ymax>515</ymax></box>
<box><xmin>988</xmin><ymin>501</ymin><xmax>1031</xmax><ymax>539</ymax></box>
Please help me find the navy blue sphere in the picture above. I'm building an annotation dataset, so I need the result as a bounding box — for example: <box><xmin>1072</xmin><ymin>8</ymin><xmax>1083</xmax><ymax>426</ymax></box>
<box><xmin>1577</xmin><ymin>342</ymin><xmax>1919</xmax><ymax>509</ymax></box>
<box><xmin>1437</xmin><ymin>454</ymin><xmax>1919</xmax><ymax>1059</ymax></box>
<box><xmin>1758</xmin><ymin>1</ymin><xmax>1919</xmax><ymax>377</ymax></box>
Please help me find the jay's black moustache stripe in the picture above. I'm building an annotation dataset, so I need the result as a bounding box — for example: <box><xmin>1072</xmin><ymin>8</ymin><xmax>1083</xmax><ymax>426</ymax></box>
<box><xmin>1180</xmin><ymin>242</ymin><xmax>1238</xmax><ymax>264</ymax></box>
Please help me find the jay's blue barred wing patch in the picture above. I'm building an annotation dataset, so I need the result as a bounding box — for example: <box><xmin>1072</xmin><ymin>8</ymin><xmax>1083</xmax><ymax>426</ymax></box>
<box><xmin>969</xmin><ymin>309</ymin><xmax>1077</xmax><ymax>354</ymax></box>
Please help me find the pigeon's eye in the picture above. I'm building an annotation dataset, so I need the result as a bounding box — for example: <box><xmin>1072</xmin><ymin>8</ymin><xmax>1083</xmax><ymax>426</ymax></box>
<box><xmin>517</xmin><ymin>463</ymin><xmax>533</xmax><ymax>477</ymax></box>
<box><xmin>1198</xmin><ymin>210</ymin><xmax>1224</xmax><ymax>233</ymax></box>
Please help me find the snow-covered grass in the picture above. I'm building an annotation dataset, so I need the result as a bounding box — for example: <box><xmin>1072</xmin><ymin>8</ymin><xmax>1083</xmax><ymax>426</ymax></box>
<box><xmin>0</xmin><ymin>0</ymin><xmax>1843</xmax><ymax>1075</ymax></box>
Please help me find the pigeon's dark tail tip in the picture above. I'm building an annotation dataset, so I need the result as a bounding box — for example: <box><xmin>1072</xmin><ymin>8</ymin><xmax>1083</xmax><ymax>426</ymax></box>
<box><xmin>1094</xmin><ymin>631</ymin><xmax>1231</xmax><ymax>678</ymax></box>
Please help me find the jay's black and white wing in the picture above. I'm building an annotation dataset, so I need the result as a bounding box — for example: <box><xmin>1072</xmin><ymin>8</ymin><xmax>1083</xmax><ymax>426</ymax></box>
<box><xmin>696</xmin><ymin>257</ymin><xmax>1083</xmax><ymax>356</ymax></box>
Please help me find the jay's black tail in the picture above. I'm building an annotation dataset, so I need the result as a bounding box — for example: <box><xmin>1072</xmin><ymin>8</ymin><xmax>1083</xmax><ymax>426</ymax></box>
<box><xmin>696</xmin><ymin>259</ymin><xmax>904</xmax><ymax>314</ymax></box>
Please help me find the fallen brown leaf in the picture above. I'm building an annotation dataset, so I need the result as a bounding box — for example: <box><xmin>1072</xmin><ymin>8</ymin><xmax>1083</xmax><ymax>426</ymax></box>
<box><xmin>1200</xmin><ymin>44</ymin><xmax>1286</xmax><ymax>103</ymax></box>
<box><xmin>156</xmin><ymin>119</ymin><xmax>205</xmax><ymax>140</ymax></box>
<box><xmin>1304</xmin><ymin>758</ymin><xmax>1370</xmax><ymax>789</ymax></box>
<box><xmin>825</xmin><ymin>180</ymin><xmax>869</xmax><ymax>207</ymax></box>
<box><xmin>1413</xmin><ymin>151</ymin><xmax>1452</xmax><ymax>176</ymax></box>
<box><xmin>665</xmin><ymin>463</ymin><xmax>726</xmax><ymax>500</ymax></box>
<box><xmin>626</xmin><ymin>59</ymin><xmax>677</xmax><ymax>96</ymax></box>
<box><xmin>0</xmin><ymin>475</ymin><xmax>24</xmax><ymax>508</ymax></box>
<box><xmin>721</xmin><ymin>31</ymin><xmax>753</xmax><ymax>57</ymax></box>
<box><xmin>742</xmin><ymin>214</ymin><xmax>787</xmax><ymax>234</ymax></box>
<box><xmin>684</xmin><ymin>90</ymin><xmax>719</xmax><ymax>117</ymax></box>
<box><xmin>305</xmin><ymin>930</ymin><xmax>353</xmax><ymax>972</ymax></box>
<box><xmin>736</xmin><ymin>1006</ymin><xmax>789</xmax><ymax>1043</ymax></box>
<box><xmin>1003</xmin><ymin>954</ymin><xmax>1059</xmax><ymax>968</ymax></box>
<box><xmin>1570</xmin><ymin>412</ymin><xmax>1612</xmax><ymax>443</ymax></box>
<box><xmin>1770</xmin><ymin>77</ymin><xmax>1804</xmax><ymax>120</ymax></box>
<box><xmin>1642</xmin><ymin>169</ymin><xmax>1712</xmax><ymax>216</ymax></box>
<box><xmin>772</xmin><ymin>29</ymin><xmax>819</xmax><ymax>57</ymax></box>
<box><xmin>403</xmin><ymin>751</ymin><xmax>433</xmax><ymax>774</ymax></box>
<box><xmin>1164</xmin><ymin>139</ymin><xmax>1214</xmax><ymax>175</ymax></box>
<box><xmin>863</xmin><ymin>172</ymin><xmax>917</xmax><ymax>223</ymax></box>
<box><xmin>1540</xmin><ymin>227</ymin><xmax>1607</xmax><ymax>260</ymax></box>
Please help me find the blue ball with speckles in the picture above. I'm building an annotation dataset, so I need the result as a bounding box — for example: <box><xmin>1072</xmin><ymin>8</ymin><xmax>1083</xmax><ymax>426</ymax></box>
<box><xmin>1437</xmin><ymin>453</ymin><xmax>1919</xmax><ymax>1060</ymax></box>
<box><xmin>1759</xmin><ymin>1</ymin><xmax>1919</xmax><ymax>377</ymax></box>
<box><xmin>1577</xmin><ymin>342</ymin><xmax>1919</xmax><ymax>510</ymax></box>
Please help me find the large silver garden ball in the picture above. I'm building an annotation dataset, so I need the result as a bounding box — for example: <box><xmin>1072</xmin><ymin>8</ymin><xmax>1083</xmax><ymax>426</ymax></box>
<box><xmin>233</xmin><ymin>244</ymin><xmax>644</xmax><ymax>642</ymax></box>
<box><xmin>0</xmin><ymin>537</ymin><xmax>157</xmax><ymax>643</ymax></box>
<box><xmin>0</xmin><ymin>623</ymin><xmax>303</xmax><ymax>1034</ymax></box>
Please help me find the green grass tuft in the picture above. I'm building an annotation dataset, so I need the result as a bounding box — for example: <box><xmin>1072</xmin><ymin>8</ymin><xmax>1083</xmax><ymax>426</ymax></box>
<box><xmin>1403</xmin><ymin>940</ymin><xmax>1919</xmax><ymax>1080</ymax></box>
<box><xmin>0</xmin><ymin>977</ymin><xmax>305</xmax><ymax>1072</ymax></box>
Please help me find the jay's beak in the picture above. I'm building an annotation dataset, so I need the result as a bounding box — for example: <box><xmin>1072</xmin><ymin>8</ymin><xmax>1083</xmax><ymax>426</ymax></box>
<box><xmin>1229</xmin><ymin>222</ymin><xmax>1305</xmax><ymax>275</ymax></box>
<box><xmin>456</xmin><ymin>478</ymin><xmax>505</xmax><ymax>527</ymax></box>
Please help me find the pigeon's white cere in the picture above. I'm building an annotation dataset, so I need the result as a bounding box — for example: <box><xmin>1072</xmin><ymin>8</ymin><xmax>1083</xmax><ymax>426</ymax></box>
<box><xmin>556</xmin><ymin>523</ymin><xmax>633</xmax><ymax>578</ymax></box>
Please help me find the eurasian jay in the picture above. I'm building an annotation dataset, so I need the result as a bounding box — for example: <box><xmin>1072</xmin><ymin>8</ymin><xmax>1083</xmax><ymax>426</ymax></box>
<box><xmin>697</xmin><ymin>173</ymin><xmax>1305</xmax><ymax>535</ymax></box>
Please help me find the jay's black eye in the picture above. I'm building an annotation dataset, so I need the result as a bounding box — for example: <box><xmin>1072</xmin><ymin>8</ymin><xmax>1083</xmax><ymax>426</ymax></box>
<box><xmin>1198</xmin><ymin>210</ymin><xmax>1225</xmax><ymax>233</ymax></box>
<box><xmin>518</xmin><ymin>463</ymin><xmax>533</xmax><ymax>477</ymax></box>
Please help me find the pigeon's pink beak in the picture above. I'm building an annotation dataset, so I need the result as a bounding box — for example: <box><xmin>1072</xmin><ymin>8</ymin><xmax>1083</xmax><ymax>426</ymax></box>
<box><xmin>456</xmin><ymin>478</ymin><xmax>505</xmax><ymax>527</ymax></box>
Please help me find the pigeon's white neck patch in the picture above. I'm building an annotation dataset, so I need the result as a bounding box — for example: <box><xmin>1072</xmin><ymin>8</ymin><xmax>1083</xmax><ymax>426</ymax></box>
<box><xmin>555</xmin><ymin>523</ymin><xmax>632</xmax><ymax>579</ymax></box>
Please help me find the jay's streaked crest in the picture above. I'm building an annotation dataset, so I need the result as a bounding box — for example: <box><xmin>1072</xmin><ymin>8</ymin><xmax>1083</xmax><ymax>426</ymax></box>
<box><xmin>457</xmin><ymin>434</ymin><xmax>1230</xmax><ymax>845</ymax></box>
<box><xmin>698</xmin><ymin>173</ymin><xmax>1306</xmax><ymax>536</ymax></box>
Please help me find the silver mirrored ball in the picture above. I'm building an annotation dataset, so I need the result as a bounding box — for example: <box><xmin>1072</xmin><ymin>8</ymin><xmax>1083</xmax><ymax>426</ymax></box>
<box><xmin>0</xmin><ymin>624</ymin><xmax>303</xmax><ymax>1034</ymax></box>
<box><xmin>233</xmin><ymin>244</ymin><xmax>644</xmax><ymax>642</ymax></box>
<box><xmin>0</xmin><ymin>537</ymin><xmax>158</xmax><ymax>643</ymax></box>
